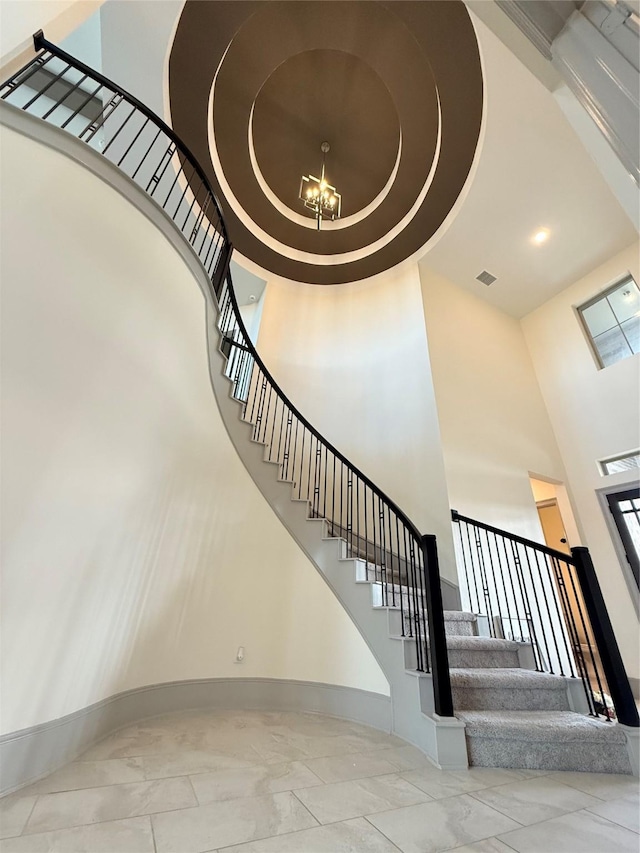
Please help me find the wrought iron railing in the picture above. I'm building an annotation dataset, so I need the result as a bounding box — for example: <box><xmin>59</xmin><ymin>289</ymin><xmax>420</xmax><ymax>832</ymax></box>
<box><xmin>0</xmin><ymin>32</ymin><xmax>454</xmax><ymax>716</ymax></box>
<box><xmin>452</xmin><ymin>510</ymin><xmax>640</xmax><ymax>727</ymax></box>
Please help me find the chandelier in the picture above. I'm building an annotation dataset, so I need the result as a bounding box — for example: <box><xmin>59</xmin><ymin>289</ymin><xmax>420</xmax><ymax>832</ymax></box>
<box><xmin>299</xmin><ymin>142</ymin><xmax>342</xmax><ymax>230</ymax></box>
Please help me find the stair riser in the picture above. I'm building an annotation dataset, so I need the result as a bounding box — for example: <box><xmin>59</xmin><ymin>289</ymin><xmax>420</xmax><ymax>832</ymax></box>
<box><xmin>447</xmin><ymin>649</ymin><xmax>520</xmax><ymax>669</ymax></box>
<box><xmin>453</xmin><ymin>686</ymin><xmax>570</xmax><ymax>712</ymax></box>
<box><xmin>445</xmin><ymin>620</ymin><xmax>476</xmax><ymax>637</ymax></box>
<box><xmin>466</xmin><ymin>735</ymin><xmax>632</xmax><ymax>774</ymax></box>
<box><xmin>402</xmin><ymin>645</ymin><xmax>521</xmax><ymax>671</ymax></box>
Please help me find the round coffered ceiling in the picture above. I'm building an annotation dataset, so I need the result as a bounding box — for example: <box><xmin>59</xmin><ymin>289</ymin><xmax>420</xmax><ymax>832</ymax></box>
<box><xmin>169</xmin><ymin>1</ymin><xmax>483</xmax><ymax>284</ymax></box>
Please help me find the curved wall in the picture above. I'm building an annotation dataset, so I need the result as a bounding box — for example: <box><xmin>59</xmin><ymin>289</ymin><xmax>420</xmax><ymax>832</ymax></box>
<box><xmin>255</xmin><ymin>267</ymin><xmax>459</xmax><ymax>587</ymax></box>
<box><xmin>0</xmin><ymin>124</ymin><xmax>389</xmax><ymax>736</ymax></box>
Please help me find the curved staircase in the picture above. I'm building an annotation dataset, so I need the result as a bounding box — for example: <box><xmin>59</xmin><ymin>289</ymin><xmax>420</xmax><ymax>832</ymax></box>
<box><xmin>1</xmin><ymin>31</ymin><xmax>637</xmax><ymax>778</ymax></box>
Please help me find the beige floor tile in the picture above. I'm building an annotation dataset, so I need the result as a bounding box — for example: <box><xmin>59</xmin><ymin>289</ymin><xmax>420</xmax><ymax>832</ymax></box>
<box><xmin>469</xmin><ymin>776</ymin><xmax>602</xmax><ymax>826</ymax></box>
<box><xmin>294</xmin><ymin>773</ymin><xmax>430</xmax><ymax>824</ymax></box>
<box><xmin>445</xmin><ymin>839</ymin><xmax>515</xmax><ymax>853</ymax></box>
<box><xmin>586</xmin><ymin>793</ymin><xmax>640</xmax><ymax>833</ymax></box>
<box><xmin>20</xmin><ymin>758</ymin><xmax>146</xmax><ymax>795</ymax></box>
<box><xmin>366</xmin><ymin>793</ymin><xmax>521</xmax><ymax>853</ymax></box>
<box><xmin>151</xmin><ymin>791</ymin><xmax>318</xmax><ymax>852</ymax></box>
<box><xmin>345</xmin><ymin>725</ymin><xmax>406</xmax><ymax>749</ymax></box>
<box><xmin>375</xmin><ymin>745</ymin><xmax>439</xmax><ymax>771</ymax></box>
<box><xmin>497</xmin><ymin>808</ymin><xmax>640</xmax><ymax>852</ymax></box>
<box><xmin>303</xmin><ymin>752</ymin><xmax>399</xmax><ymax>783</ymax></box>
<box><xmin>451</xmin><ymin>767</ymin><xmax>528</xmax><ymax>787</ymax></box>
<box><xmin>10</xmin><ymin>711</ymin><xmax>639</xmax><ymax>853</ymax></box>
<box><xmin>79</xmin><ymin>727</ymin><xmax>177</xmax><ymax>761</ymax></box>
<box><xmin>252</xmin><ymin>731</ymin><xmax>390</xmax><ymax>763</ymax></box>
<box><xmin>551</xmin><ymin>770</ymin><xmax>639</xmax><ymax>801</ymax></box>
<box><xmin>401</xmin><ymin>765</ymin><xmax>528</xmax><ymax>801</ymax></box>
<box><xmin>23</xmin><ymin>776</ymin><xmax>196</xmax><ymax>834</ymax></box>
<box><xmin>142</xmin><ymin>749</ymin><xmax>260</xmax><ymax>780</ymax></box>
<box><xmin>79</xmin><ymin>718</ymin><xmax>263</xmax><ymax>761</ymax></box>
<box><xmin>190</xmin><ymin>761</ymin><xmax>322</xmax><ymax>803</ymax></box>
<box><xmin>0</xmin><ymin>796</ymin><xmax>37</xmax><ymax>840</ymax></box>
<box><xmin>218</xmin><ymin>816</ymin><xmax>401</xmax><ymax>852</ymax></box>
<box><xmin>265</xmin><ymin>715</ymin><xmax>359</xmax><ymax>738</ymax></box>
<box><xmin>0</xmin><ymin>815</ymin><xmax>154</xmax><ymax>852</ymax></box>
<box><xmin>400</xmin><ymin>768</ymin><xmax>492</xmax><ymax>800</ymax></box>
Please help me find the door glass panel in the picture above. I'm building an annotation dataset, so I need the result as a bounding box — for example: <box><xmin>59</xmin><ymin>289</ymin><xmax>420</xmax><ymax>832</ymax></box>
<box><xmin>606</xmin><ymin>489</ymin><xmax>640</xmax><ymax>591</ymax></box>
<box><xmin>622</xmin><ymin>513</ymin><xmax>640</xmax><ymax>563</ymax></box>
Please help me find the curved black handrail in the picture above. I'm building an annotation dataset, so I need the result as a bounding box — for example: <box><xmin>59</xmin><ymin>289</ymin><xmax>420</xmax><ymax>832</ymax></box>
<box><xmin>28</xmin><ymin>31</ymin><xmax>231</xmax><ymax>248</ymax></box>
<box><xmin>0</xmin><ymin>32</ymin><xmax>454</xmax><ymax>715</ymax></box>
<box><xmin>452</xmin><ymin>510</ymin><xmax>574</xmax><ymax>563</ymax></box>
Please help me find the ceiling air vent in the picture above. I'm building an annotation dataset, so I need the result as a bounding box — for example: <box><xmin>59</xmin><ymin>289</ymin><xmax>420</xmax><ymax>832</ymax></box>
<box><xmin>476</xmin><ymin>270</ymin><xmax>497</xmax><ymax>286</ymax></box>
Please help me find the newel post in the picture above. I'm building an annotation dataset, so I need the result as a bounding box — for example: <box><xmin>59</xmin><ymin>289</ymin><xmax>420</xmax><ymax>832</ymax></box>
<box><xmin>422</xmin><ymin>534</ymin><xmax>455</xmax><ymax>718</ymax></box>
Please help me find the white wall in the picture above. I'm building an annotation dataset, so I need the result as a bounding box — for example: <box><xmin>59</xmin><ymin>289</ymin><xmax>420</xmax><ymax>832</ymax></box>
<box><xmin>522</xmin><ymin>242</ymin><xmax>640</xmax><ymax>681</ymax></box>
<box><xmin>256</xmin><ymin>264</ymin><xmax>458</xmax><ymax>585</ymax></box>
<box><xmin>99</xmin><ymin>0</ymin><xmax>182</xmax><ymax>119</ymax></box>
<box><xmin>0</xmin><ymin>0</ymin><xmax>104</xmax><ymax>71</ymax></box>
<box><xmin>419</xmin><ymin>265</ymin><xmax>568</xmax><ymax>543</ymax></box>
<box><xmin>0</xmin><ymin>125</ymin><xmax>389</xmax><ymax>735</ymax></box>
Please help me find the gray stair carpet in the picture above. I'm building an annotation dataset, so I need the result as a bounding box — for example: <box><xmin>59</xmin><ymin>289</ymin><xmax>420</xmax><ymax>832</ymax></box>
<box><xmin>458</xmin><ymin>710</ymin><xmax>631</xmax><ymax>774</ymax></box>
<box><xmin>442</xmin><ymin>611</ymin><xmax>632</xmax><ymax>774</ymax></box>
<box><xmin>445</xmin><ymin>636</ymin><xmax>520</xmax><ymax>669</ymax></box>
<box><xmin>450</xmin><ymin>667</ymin><xmax>570</xmax><ymax>711</ymax></box>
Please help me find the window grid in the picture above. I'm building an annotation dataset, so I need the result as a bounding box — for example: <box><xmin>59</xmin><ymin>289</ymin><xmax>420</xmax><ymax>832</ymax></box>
<box><xmin>578</xmin><ymin>275</ymin><xmax>640</xmax><ymax>369</ymax></box>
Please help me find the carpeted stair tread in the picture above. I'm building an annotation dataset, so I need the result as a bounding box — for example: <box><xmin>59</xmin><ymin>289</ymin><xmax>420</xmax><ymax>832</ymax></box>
<box><xmin>450</xmin><ymin>667</ymin><xmax>567</xmax><ymax>690</ymax></box>
<box><xmin>444</xmin><ymin>611</ymin><xmax>477</xmax><ymax>622</ymax></box>
<box><xmin>445</xmin><ymin>636</ymin><xmax>521</xmax><ymax>651</ymax></box>
<box><xmin>458</xmin><ymin>710</ymin><xmax>628</xmax><ymax>744</ymax></box>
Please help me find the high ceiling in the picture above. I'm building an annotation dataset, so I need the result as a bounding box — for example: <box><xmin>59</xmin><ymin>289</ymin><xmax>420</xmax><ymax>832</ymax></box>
<box><xmin>84</xmin><ymin>0</ymin><xmax>638</xmax><ymax>316</ymax></box>
<box><xmin>421</xmin><ymin>11</ymin><xmax>638</xmax><ymax>318</ymax></box>
<box><xmin>169</xmin><ymin>0</ymin><xmax>483</xmax><ymax>285</ymax></box>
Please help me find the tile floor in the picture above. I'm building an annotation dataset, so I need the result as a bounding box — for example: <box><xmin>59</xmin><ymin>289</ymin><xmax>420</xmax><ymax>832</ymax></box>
<box><xmin>0</xmin><ymin>710</ymin><xmax>638</xmax><ymax>853</ymax></box>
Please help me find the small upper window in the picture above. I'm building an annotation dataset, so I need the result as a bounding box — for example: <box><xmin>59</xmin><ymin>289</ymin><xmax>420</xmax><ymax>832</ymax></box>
<box><xmin>600</xmin><ymin>452</ymin><xmax>640</xmax><ymax>476</ymax></box>
<box><xmin>578</xmin><ymin>275</ymin><xmax>640</xmax><ymax>368</ymax></box>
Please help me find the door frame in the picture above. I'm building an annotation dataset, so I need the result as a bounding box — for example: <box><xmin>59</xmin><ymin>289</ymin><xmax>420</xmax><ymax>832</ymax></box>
<box><xmin>597</xmin><ymin>482</ymin><xmax>640</xmax><ymax>617</ymax></box>
<box><xmin>605</xmin><ymin>487</ymin><xmax>640</xmax><ymax>590</ymax></box>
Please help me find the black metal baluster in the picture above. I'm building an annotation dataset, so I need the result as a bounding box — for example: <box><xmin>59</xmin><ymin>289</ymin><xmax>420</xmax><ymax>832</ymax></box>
<box><xmin>171</xmin><ymin>162</ymin><xmax>198</xmax><ymax>219</ymax></box>
<box><xmin>102</xmin><ymin>104</ymin><xmax>137</xmax><ymax>155</ymax></box>
<box><xmin>116</xmin><ymin>115</ymin><xmax>150</xmax><ymax>167</ymax></box>
<box><xmin>1</xmin><ymin>53</ymin><xmax>54</xmax><ymax>101</ymax></box>
<box><xmin>463</xmin><ymin>522</ymin><xmax>482</xmax><ymax>618</ymax></box>
<box><xmin>521</xmin><ymin>545</ymin><xmax>554</xmax><ymax>673</ymax></box>
<box><xmin>363</xmin><ymin>485</ymin><xmax>369</xmax><ymax>579</ymax></box>
<box><xmin>261</xmin><ymin>386</ymin><xmax>274</xmax><ymax>447</ymax></box>
<box><xmin>21</xmin><ymin>61</ymin><xmax>72</xmax><ymax>110</ymax></box>
<box><xmin>40</xmin><ymin>71</ymin><xmax>88</xmax><ymax>119</ymax></box>
<box><xmin>563</xmin><ymin>558</ymin><xmax>608</xmax><ymax>709</ymax></box>
<box><xmin>268</xmin><ymin>394</ymin><xmax>279</xmax><ymax>460</ymax></box>
<box><xmin>551</xmin><ymin>555</ymin><xmax>596</xmax><ymax>712</ymax></box>
<box><xmin>81</xmin><ymin>90</ymin><xmax>121</xmax><ymax>142</ymax></box>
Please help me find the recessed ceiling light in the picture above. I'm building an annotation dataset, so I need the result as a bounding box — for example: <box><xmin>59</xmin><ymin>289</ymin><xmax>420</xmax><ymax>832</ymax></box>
<box><xmin>532</xmin><ymin>228</ymin><xmax>550</xmax><ymax>245</ymax></box>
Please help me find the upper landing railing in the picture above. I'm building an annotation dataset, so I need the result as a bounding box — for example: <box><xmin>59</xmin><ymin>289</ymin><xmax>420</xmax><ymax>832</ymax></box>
<box><xmin>0</xmin><ymin>32</ymin><xmax>454</xmax><ymax>717</ymax></box>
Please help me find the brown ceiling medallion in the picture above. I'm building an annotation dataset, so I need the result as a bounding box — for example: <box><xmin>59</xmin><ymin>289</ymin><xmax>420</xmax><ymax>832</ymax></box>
<box><xmin>254</xmin><ymin>50</ymin><xmax>399</xmax><ymax>220</ymax></box>
<box><xmin>169</xmin><ymin>1</ymin><xmax>483</xmax><ymax>285</ymax></box>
